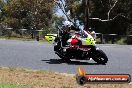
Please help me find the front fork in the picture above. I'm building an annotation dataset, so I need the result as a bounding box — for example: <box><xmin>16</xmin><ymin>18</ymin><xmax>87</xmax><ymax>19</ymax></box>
<box><xmin>87</xmin><ymin>46</ymin><xmax>99</xmax><ymax>58</ymax></box>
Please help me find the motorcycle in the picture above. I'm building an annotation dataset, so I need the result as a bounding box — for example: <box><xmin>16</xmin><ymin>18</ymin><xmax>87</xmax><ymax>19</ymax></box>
<box><xmin>45</xmin><ymin>27</ymin><xmax>108</xmax><ymax>64</ymax></box>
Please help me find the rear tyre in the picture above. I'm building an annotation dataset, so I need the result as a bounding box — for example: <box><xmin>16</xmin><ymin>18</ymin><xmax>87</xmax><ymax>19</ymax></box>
<box><xmin>92</xmin><ymin>50</ymin><xmax>108</xmax><ymax>64</ymax></box>
<box><xmin>55</xmin><ymin>49</ymin><xmax>71</xmax><ymax>63</ymax></box>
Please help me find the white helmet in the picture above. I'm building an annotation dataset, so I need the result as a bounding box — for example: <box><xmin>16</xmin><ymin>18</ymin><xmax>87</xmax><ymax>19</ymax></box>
<box><xmin>63</xmin><ymin>21</ymin><xmax>73</xmax><ymax>27</ymax></box>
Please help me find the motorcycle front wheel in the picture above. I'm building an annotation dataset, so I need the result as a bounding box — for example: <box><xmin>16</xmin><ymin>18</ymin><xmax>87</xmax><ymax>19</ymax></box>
<box><xmin>92</xmin><ymin>49</ymin><xmax>108</xmax><ymax>64</ymax></box>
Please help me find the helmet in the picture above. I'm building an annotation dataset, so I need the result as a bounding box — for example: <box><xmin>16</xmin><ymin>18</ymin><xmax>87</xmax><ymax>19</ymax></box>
<box><xmin>63</xmin><ymin>21</ymin><xmax>73</xmax><ymax>27</ymax></box>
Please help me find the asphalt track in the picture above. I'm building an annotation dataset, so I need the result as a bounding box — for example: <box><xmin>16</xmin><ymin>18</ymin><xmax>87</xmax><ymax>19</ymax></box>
<box><xmin>0</xmin><ymin>40</ymin><xmax>132</xmax><ymax>76</ymax></box>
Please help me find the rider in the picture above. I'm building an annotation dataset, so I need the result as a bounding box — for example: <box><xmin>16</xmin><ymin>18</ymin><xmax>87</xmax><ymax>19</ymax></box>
<box><xmin>61</xmin><ymin>21</ymin><xmax>80</xmax><ymax>46</ymax></box>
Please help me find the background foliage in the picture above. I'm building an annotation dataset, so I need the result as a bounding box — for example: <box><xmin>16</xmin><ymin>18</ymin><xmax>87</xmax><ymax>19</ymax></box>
<box><xmin>0</xmin><ymin>0</ymin><xmax>132</xmax><ymax>37</ymax></box>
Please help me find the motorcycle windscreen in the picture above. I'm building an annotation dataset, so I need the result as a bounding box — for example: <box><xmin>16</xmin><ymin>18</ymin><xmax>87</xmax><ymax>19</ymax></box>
<box><xmin>44</xmin><ymin>34</ymin><xmax>57</xmax><ymax>44</ymax></box>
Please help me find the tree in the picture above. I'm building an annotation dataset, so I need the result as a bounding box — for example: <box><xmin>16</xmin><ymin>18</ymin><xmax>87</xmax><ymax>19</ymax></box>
<box><xmin>89</xmin><ymin>0</ymin><xmax>132</xmax><ymax>34</ymax></box>
<box><xmin>55</xmin><ymin>0</ymin><xmax>132</xmax><ymax>34</ymax></box>
<box><xmin>0</xmin><ymin>0</ymin><xmax>7</xmax><ymax>22</ymax></box>
<box><xmin>4</xmin><ymin>0</ymin><xmax>55</xmax><ymax>31</ymax></box>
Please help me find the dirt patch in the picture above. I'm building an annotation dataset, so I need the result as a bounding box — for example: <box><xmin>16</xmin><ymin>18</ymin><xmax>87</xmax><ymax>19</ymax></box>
<box><xmin>0</xmin><ymin>67</ymin><xmax>131</xmax><ymax>88</ymax></box>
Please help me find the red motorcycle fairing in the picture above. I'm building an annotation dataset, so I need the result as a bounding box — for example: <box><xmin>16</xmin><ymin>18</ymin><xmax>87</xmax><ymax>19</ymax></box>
<box><xmin>69</xmin><ymin>45</ymin><xmax>92</xmax><ymax>51</ymax></box>
<box><xmin>68</xmin><ymin>35</ymin><xmax>93</xmax><ymax>51</ymax></box>
<box><xmin>71</xmin><ymin>38</ymin><xmax>79</xmax><ymax>45</ymax></box>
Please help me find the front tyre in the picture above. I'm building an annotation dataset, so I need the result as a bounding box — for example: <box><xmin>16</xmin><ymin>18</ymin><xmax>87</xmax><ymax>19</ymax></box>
<box><xmin>92</xmin><ymin>50</ymin><xmax>108</xmax><ymax>64</ymax></box>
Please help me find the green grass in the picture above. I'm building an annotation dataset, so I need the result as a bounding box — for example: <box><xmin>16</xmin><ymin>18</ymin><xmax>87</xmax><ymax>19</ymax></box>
<box><xmin>116</xmin><ymin>37</ymin><xmax>127</xmax><ymax>45</ymax></box>
<box><xmin>61</xmin><ymin>86</ymin><xmax>73</xmax><ymax>88</ymax></box>
<box><xmin>0</xmin><ymin>83</ymin><xmax>27</xmax><ymax>88</ymax></box>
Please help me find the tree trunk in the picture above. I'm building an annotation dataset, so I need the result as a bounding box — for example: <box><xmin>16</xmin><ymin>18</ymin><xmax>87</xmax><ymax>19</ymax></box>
<box><xmin>84</xmin><ymin>0</ymin><xmax>90</xmax><ymax>31</ymax></box>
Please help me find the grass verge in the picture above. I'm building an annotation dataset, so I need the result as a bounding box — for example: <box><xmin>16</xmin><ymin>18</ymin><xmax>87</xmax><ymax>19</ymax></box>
<box><xmin>0</xmin><ymin>37</ymin><xmax>46</xmax><ymax>42</ymax></box>
<box><xmin>0</xmin><ymin>83</ymin><xmax>27</xmax><ymax>88</ymax></box>
<box><xmin>0</xmin><ymin>67</ymin><xmax>131</xmax><ymax>88</ymax></box>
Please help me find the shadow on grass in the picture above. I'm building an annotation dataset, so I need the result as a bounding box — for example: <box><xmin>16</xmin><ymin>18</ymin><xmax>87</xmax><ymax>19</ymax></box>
<box><xmin>41</xmin><ymin>59</ymin><xmax>105</xmax><ymax>65</ymax></box>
